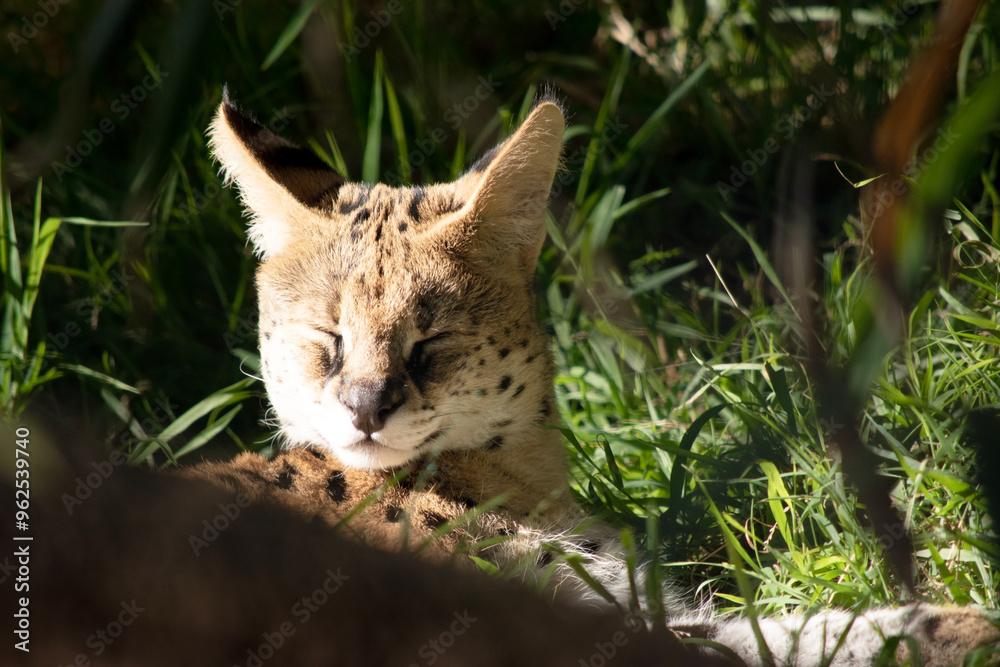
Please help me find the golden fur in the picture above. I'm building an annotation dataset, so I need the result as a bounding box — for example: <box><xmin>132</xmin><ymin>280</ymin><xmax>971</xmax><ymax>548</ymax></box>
<box><xmin>190</xmin><ymin>91</ymin><xmax>1000</xmax><ymax>666</ymax></box>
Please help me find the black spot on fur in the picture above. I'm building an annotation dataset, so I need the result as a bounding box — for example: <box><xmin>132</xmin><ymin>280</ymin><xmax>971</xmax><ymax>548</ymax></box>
<box><xmin>525</xmin><ymin>355</ymin><xmax>536</xmax><ymax>364</ymax></box>
<box><xmin>498</xmin><ymin>348</ymin><xmax>510</xmax><ymax>358</ymax></box>
<box><xmin>424</xmin><ymin>512</ymin><xmax>448</xmax><ymax>530</ymax></box>
<box><xmin>498</xmin><ymin>376</ymin><xmax>512</xmax><ymax>392</ymax></box>
<box><xmin>334</xmin><ymin>186</ymin><xmax>370</xmax><ymax>215</ymax></box>
<box><xmin>398</xmin><ymin>221</ymin><xmax>409</xmax><ymax>232</ymax></box>
<box><xmin>386</xmin><ymin>506</ymin><xmax>403</xmax><ymax>522</ymax></box>
<box><xmin>486</xmin><ymin>436</ymin><xmax>503</xmax><ymax>450</ymax></box>
<box><xmin>407</xmin><ymin>189</ymin><xmax>425</xmax><ymax>220</ymax></box>
<box><xmin>264</xmin><ymin>332</ymin><xmax>271</xmax><ymax>340</ymax></box>
<box><xmin>325</xmin><ymin>471</ymin><xmax>347</xmax><ymax>503</ymax></box>
<box><xmin>534</xmin><ymin>406</ymin><xmax>550</xmax><ymax>424</ymax></box>
<box><xmin>519</xmin><ymin>339</ymin><xmax>529</xmax><ymax>348</ymax></box>
<box><xmin>478</xmin><ymin>359</ymin><xmax>485</xmax><ymax>366</ymax></box>
<box><xmin>433</xmin><ymin>193</ymin><xmax>464</xmax><ymax>216</ymax></box>
<box><xmin>494</xmin><ymin>419</ymin><xmax>513</xmax><ymax>428</ymax></box>
<box><xmin>353</xmin><ymin>207</ymin><xmax>371</xmax><ymax>225</ymax></box>
<box><xmin>242</xmin><ymin>470</ymin><xmax>267</xmax><ymax>485</ymax></box>
<box><xmin>487</xmin><ymin>336</ymin><xmax>496</xmax><ymax>346</ymax></box>
<box><xmin>923</xmin><ymin>614</ymin><xmax>942</xmax><ymax>640</ymax></box>
<box><xmin>513</xmin><ymin>384</ymin><xmax>526</xmax><ymax>397</ymax></box>
<box><xmin>307</xmin><ymin>449</ymin><xmax>327</xmax><ymax>460</ymax></box>
<box><xmin>338</xmin><ymin>197</ymin><xmax>363</xmax><ymax>215</ymax></box>
<box><xmin>276</xmin><ymin>463</ymin><xmax>297</xmax><ymax>490</ymax></box>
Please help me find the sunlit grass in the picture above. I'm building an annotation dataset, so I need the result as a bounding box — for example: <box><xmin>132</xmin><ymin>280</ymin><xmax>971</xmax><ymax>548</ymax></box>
<box><xmin>1</xmin><ymin>0</ymin><xmax>998</xmax><ymax>637</ymax></box>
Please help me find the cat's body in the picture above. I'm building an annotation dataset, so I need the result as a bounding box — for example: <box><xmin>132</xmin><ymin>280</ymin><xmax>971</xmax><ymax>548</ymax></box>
<box><xmin>193</xmin><ymin>90</ymin><xmax>999</xmax><ymax>665</ymax></box>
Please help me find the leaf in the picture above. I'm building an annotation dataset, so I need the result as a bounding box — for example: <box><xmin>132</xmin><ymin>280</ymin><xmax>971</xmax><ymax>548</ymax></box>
<box><xmin>629</xmin><ymin>260</ymin><xmax>697</xmax><ymax>296</ymax></box>
<box><xmin>172</xmin><ymin>404</ymin><xmax>243</xmax><ymax>458</ymax></box>
<box><xmin>261</xmin><ymin>0</ymin><xmax>324</xmax><ymax>70</ymax></box>
<box><xmin>157</xmin><ymin>377</ymin><xmax>256</xmax><ymax>442</ymax></box>
<box><xmin>383</xmin><ymin>67</ymin><xmax>410</xmax><ymax>184</ymax></box>
<box><xmin>59</xmin><ymin>217</ymin><xmax>148</xmax><ymax>227</ymax></box>
<box><xmin>723</xmin><ymin>212</ymin><xmax>792</xmax><ymax>305</ymax></box>
<box><xmin>361</xmin><ymin>51</ymin><xmax>386</xmax><ymax>183</ymax></box>
<box><xmin>611</xmin><ymin>60</ymin><xmax>710</xmax><ymax>172</ymax></box>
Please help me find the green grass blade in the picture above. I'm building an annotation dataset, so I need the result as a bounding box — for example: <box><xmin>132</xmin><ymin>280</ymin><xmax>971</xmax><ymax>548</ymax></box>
<box><xmin>261</xmin><ymin>0</ymin><xmax>324</xmax><ymax>70</ymax></box>
<box><xmin>361</xmin><ymin>51</ymin><xmax>386</xmax><ymax>183</ymax></box>
<box><xmin>157</xmin><ymin>377</ymin><xmax>257</xmax><ymax>442</ymax></box>
<box><xmin>611</xmin><ymin>60</ymin><xmax>710</xmax><ymax>172</ymax></box>
<box><xmin>383</xmin><ymin>66</ymin><xmax>410</xmax><ymax>184</ymax></box>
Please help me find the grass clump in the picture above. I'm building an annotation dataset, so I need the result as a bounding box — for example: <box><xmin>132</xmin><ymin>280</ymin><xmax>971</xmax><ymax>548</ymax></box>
<box><xmin>1</xmin><ymin>0</ymin><xmax>998</xmax><ymax>636</ymax></box>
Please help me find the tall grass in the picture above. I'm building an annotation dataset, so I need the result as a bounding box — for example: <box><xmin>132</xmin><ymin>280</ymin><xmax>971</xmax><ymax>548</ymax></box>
<box><xmin>2</xmin><ymin>0</ymin><xmax>998</xmax><ymax>630</ymax></box>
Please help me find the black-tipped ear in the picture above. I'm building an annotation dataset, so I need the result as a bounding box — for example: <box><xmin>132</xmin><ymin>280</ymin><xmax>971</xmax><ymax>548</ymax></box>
<box><xmin>218</xmin><ymin>93</ymin><xmax>345</xmax><ymax>208</ymax></box>
<box><xmin>209</xmin><ymin>90</ymin><xmax>347</xmax><ymax>257</ymax></box>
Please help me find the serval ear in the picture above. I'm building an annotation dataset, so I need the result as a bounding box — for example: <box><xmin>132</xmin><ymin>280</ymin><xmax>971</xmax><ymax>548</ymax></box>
<box><xmin>444</xmin><ymin>100</ymin><xmax>565</xmax><ymax>274</ymax></box>
<box><xmin>208</xmin><ymin>88</ymin><xmax>345</xmax><ymax>258</ymax></box>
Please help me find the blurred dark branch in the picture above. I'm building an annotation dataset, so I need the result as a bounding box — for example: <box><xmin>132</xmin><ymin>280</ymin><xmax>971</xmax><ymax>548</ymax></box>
<box><xmin>785</xmin><ymin>0</ymin><xmax>985</xmax><ymax>596</ymax></box>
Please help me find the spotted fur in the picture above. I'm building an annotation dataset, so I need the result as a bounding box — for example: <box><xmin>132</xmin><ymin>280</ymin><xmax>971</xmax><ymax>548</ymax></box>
<box><xmin>191</xmin><ymin>90</ymin><xmax>999</xmax><ymax>665</ymax></box>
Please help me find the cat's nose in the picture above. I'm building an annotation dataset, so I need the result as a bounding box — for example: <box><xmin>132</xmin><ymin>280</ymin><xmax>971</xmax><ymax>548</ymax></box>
<box><xmin>339</xmin><ymin>377</ymin><xmax>405</xmax><ymax>436</ymax></box>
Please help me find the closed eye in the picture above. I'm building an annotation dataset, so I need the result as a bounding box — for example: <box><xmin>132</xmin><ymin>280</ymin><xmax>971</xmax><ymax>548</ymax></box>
<box><xmin>409</xmin><ymin>332</ymin><xmax>449</xmax><ymax>360</ymax></box>
<box><xmin>407</xmin><ymin>333</ymin><xmax>450</xmax><ymax>393</ymax></box>
<box><xmin>314</xmin><ymin>328</ymin><xmax>344</xmax><ymax>377</ymax></box>
<box><xmin>315</xmin><ymin>327</ymin><xmax>340</xmax><ymax>339</ymax></box>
